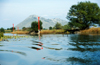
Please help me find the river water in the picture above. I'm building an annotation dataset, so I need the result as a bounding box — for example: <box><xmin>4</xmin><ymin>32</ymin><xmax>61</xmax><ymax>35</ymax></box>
<box><xmin>0</xmin><ymin>34</ymin><xmax>100</xmax><ymax>65</ymax></box>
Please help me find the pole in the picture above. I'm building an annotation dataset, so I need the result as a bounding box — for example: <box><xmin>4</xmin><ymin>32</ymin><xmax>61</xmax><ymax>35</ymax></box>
<box><xmin>13</xmin><ymin>24</ymin><xmax>14</xmax><ymax>32</ymax></box>
<box><xmin>38</xmin><ymin>17</ymin><xmax>40</xmax><ymax>30</ymax></box>
<box><xmin>13</xmin><ymin>24</ymin><xmax>14</xmax><ymax>36</ymax></box>
<box><xmin>38</xmin><ymin>17</ymin><xmax>40</xmax><ymax>40</ymax></box>
<box><xmin>38</xmin><ymin>17</ymin><xmax>40</xmax><ymax>34</ymax></box>
<box><xmin>17</xmin><ymin>27</ymin><xmax>19</xmax><ymax>31</ymax></box>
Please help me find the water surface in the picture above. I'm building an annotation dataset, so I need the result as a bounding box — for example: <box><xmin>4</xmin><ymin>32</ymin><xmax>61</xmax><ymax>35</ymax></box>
<box><xmin>0</xmin><ymin>34</ymin><xmax>100</xmax><ymax>65</ymax></box>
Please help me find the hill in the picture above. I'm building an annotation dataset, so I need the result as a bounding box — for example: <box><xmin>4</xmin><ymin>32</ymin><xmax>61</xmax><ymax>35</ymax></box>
<box><xmin>15</xmin><ymin>15</ymin><xmax>68</xmax><ymax>29</ymax></box>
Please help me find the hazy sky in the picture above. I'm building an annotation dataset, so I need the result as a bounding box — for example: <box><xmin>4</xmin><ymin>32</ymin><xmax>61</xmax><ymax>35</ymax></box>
<box><xmin>0</xmin><ymin>0</ymin><xmax>100</xmax><ymax>29</ymax></box>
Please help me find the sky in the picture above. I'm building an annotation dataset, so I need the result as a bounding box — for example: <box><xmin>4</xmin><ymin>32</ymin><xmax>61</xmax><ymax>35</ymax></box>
<box><xmin>0</xmin><ymin>0</ymin><xmax>100</xmax><ymax>29</ymax></box>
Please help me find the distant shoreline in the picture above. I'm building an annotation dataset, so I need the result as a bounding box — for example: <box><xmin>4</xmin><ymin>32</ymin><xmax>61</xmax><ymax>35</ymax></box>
<box><xmin>11</xmin><ymin>29</ymin><xmax>70</xmax><ymax>34</ymax></box>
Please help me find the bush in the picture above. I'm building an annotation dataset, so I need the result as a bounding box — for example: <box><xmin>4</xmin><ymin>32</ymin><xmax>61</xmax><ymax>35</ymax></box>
<box><xmin>0</xmin><ymin>28</ymin><xmax>5</xmax><ymax>33</ymax></box>
<box><xmin>0</xmin><ymin>32</ymin><xmax>4</xmax><ymax>38</ymax></box>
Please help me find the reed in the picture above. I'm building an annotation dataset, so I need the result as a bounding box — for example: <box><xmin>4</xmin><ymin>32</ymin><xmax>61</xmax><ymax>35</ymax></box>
<box><xmin>0</xmin><ymin>32</ymin><xmax>3</xmax><ymax>38</ymax></box>
<box><xmin>80</xmin><ymin>27</ymin><xmax>100</xmax><ymax>34</ymax></box>
<box><xmin>40</xmin><ymin>29</ymin><xmax>65</xmax><ymax>34</ymax></box>
<box><xmin>5</xmin><ymin>30</ymin><xmax>11</xmax><ymax>33</ymax></box>
<box><xmin>11</xmin><ymin>31</ymin><xmax>29</xmax><ymax>34</ymax></box>
<box><xmin>0</xmin><ymin>32</ymin><xmax>4</xmax><ymax>41</ymax></box>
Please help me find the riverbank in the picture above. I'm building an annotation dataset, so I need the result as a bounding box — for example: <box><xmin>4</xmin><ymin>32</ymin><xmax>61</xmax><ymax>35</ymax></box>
<box><xmin>11</xmin><ymin>31</ymin><xmax>29</xmax><ymax>34</ymax></box>
<box><xmin>11</xmin><ymin>29</ymin><xmax>70</xmax><ymax>34</ymax></box>
<box><xmin>80</xmin><ymin>27</ymin><xmax>100</xmax><ymax>35</ymax></box>
<box><xmin>0</xmin><ymin>32</ymin><xmax>3</xmax><ymax>41</ymax></box>
<box><xmin>40</xmin><ymin>29</ymin><xmax>69</xmax><ymax>34</ymax></box>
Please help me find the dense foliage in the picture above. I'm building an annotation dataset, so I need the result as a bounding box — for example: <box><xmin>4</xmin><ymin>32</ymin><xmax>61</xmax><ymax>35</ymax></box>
<box><xmin>10</xmin><ymin>27</ymin><xmax>16</xmax><ymax>32</ymax></box>
<box><xmin>67</xmin><ymin>1</ymin><xmax>100</xmax><ymax>30</ymax></box>
<box><xmin>49</xmin><ymin>26</ymin><xmax>52</xmax><ymax>30</ymax></box>
<box><xmin>0</xmin><ymin>32</ymin><xmax>3</xmax><ymax>38</ymax></box>
<box><xmin>62</xmin><ymin>24</ymin><xmax>71</xmax><ymax>30</ymax></box>
<box><xmin>31</xmin><ymin>20</ymin><xmax>43</xmax><ymax>31</ymax></box>
<box><xmin>0</xmin><ymin>28</ymin><xmax>5</xmax><ymax>33</ymax></box>
<box><xmin>54</xmin><ymin>22</ymin><xmax>62</xmax><ymax>29</ymax></box>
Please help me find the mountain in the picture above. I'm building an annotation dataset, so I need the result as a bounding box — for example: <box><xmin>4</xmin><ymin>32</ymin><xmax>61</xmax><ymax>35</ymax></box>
<box><xmin>15</xmin><ymin>15</ymin><xmax>68</xmax><ymax>29</ymax></box>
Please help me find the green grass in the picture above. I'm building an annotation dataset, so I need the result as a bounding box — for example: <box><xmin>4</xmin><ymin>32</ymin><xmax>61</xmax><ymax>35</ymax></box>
<box><xmin>0</xmin><ymin>32</ymin><xmax>4</xmax><ymax>41</ymax></box>
<box><xmin>5</xmin><ymin>30</ymin><xmax>11</xmax><ymax>33</ymax></box>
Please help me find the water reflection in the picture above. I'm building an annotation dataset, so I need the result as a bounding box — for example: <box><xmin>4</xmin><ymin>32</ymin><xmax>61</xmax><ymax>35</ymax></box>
<box><xmin>43</xmin><ymin>46</ymin><xmax>62</xmax><ymax>50</ymax></box>
<box><xmin>0</xmin><ymin>34</ymin><xmax>100</xmax><ymax>65</ymax></box>
<box><xmin>0</xmin><ymin>50</ymin><xmax>26</xmax><ymax>56</ymax></box>
<box><xmin>67</xmin><ymin>57</ymin><xmax>92</xmax><ymax>64</ymax></box>
<box><xmin>68</xmin><ymin>35</ymin><xmax>100</xmax><ymax>52</ymax></box>
<box><xmin>43</xmin><ymin>56</ymin><xmax>91</xmax><ymax>63</ymax></box>
<box><xmin>30</xmin><ymin>47</ymin><xmax>41</xmax><ymax>50</ymax></box>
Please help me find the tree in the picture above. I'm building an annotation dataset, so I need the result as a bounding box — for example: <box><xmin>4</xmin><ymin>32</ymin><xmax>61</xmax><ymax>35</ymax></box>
<box><xmin>22</xmin><ymin>27</ymin><xmax>26</xmax><ymax>30</ymax></box>
<box><xmin>62</xmin><ymin>24</ymin><xmax>71</xmax><ymax>30</ymax></box>
<box><xmin>10</xmin><ymin>27</ymin><xmax>16</xmax><ymax>32</ymax></box>
<box><xmin>67</xmin><ymin>1</ymin><xmax>100</xmax><ymax>30</ymax></box>
<box><xmin>49</xmin><ymin>26</ymin><xmax>52</xmax><ymax>30</ymax></box>
<box><xmin>54</xmin><ymin>22</ymin><xmax>62</xmax><ymax>29</ymax></box>
<box><xmin>22</xmin><ymin>27</ymin><xmax>26</xmax><ymax>29</ymax></box>
<box><xmin>31</xmin><ymin>20</ymin><xmax>43</xmax><ymax>31</ymax></box>
<box><xmin>7</xmin><ymin>28</ymin><xmax>10</xmax><ymax>30</ymax></box>
<box><xmin>0</xmin><ymin>28</ymin><xmax>5</xmax><ymax>33</ymax></box>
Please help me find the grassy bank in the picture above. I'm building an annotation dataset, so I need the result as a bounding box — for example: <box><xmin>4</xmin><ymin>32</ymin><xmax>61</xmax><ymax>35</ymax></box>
<box><xmin>11</xmin><ymin>31</ymin><xmax>29</xmax><ymax>34</ymax></box>
<box><xmin>5</xmin><ymin>30</ymin><xmax>11</xmax><ymax>33</ymax></box>
<box><xmin>0</xmin><ymin>32</ymin><xmax>4</xmax><ymax>41</ymax></box>
<box><xmin>0</xmin><ymin>35</ymin><xmax>33</xmax><ymax>41</ymax></box>
<box><xmin>80</xmin><ymin>28</ymin><xmax>100</xmax><ymax>35</ymax></box>
<box><xmin>40</xmin><ymin>29</ymin><xmax>70</xmax><ymax>34</ymax></box>
<box><xmin>11</xmin><ymin>29</ymin><xmax>70</xmax><ymax>34</ymax></box>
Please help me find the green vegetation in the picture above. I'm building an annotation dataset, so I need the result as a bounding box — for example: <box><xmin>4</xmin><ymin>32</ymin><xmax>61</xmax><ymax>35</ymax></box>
<box><xmin>49</xmin><ymin>26</ymin><xmax>52</xmax><ymax>30</ymax></box>
<box><xmin>67</xmin><ymin>1</ymin><xmax>100</xmax><ymax>30</ymax></box>
<box><xmin>0</xmin><ymin>35</ymin><xmax>33</xmax><ymax>41</ymax></box>
<box><xmin>80</xmin><ymin>28</ymin><xmax>100</xmax><ymax>34</ymax></box>
<box><xmin>62</xmin><ymin>24</ymin><xmax>71</xmax><ymax>30</ymax></box>
<box><xmin>31</xmin><ymin>20</ymin><xmax>43</xmax><ymax>31</ymax></box>
<box><xmin>0</xmin><ymin>32</ymin><xmax>3</xmax><ymax>38</ymax></box>
<box><xmin>10</xmin><ymin>27</ymin><xmax>16</xmax><ymax>32</ymax></box>
<box><xmin>22</xmin><ymin>27</ymin><xmax>26</xmax><ymax>30</ymax></box>
<box><xmin>54</xmin><ymin>22</ymin><xmax>62</xmax><ymax>29</ymax></box>
<box><xmin>5</xmin><ymin>30</ymin><xmax>11</xmax><ymax>33</ymax></box>
<box><xmin>0</xmin><ymin>28</ymin><xmax>5</xmax><ymax>33</ymax></box>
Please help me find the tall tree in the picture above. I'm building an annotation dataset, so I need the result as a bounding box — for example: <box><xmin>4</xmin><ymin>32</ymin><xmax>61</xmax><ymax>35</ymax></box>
<box><xmin>67</xmin><ymin>1</ymin><xmax>100</xmax><ymax>29</ymax></box>
<box><xmin>31</xmin><ymin>20</ymin><xmax>42</xmax><ymax>31</ymax></box>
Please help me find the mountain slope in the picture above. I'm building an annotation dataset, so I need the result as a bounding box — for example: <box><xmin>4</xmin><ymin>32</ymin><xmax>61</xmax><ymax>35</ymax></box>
<box><xmin>16</xmin><ymin>15</ymin><xmax>68</xmax><ymax>29</ymax></box>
